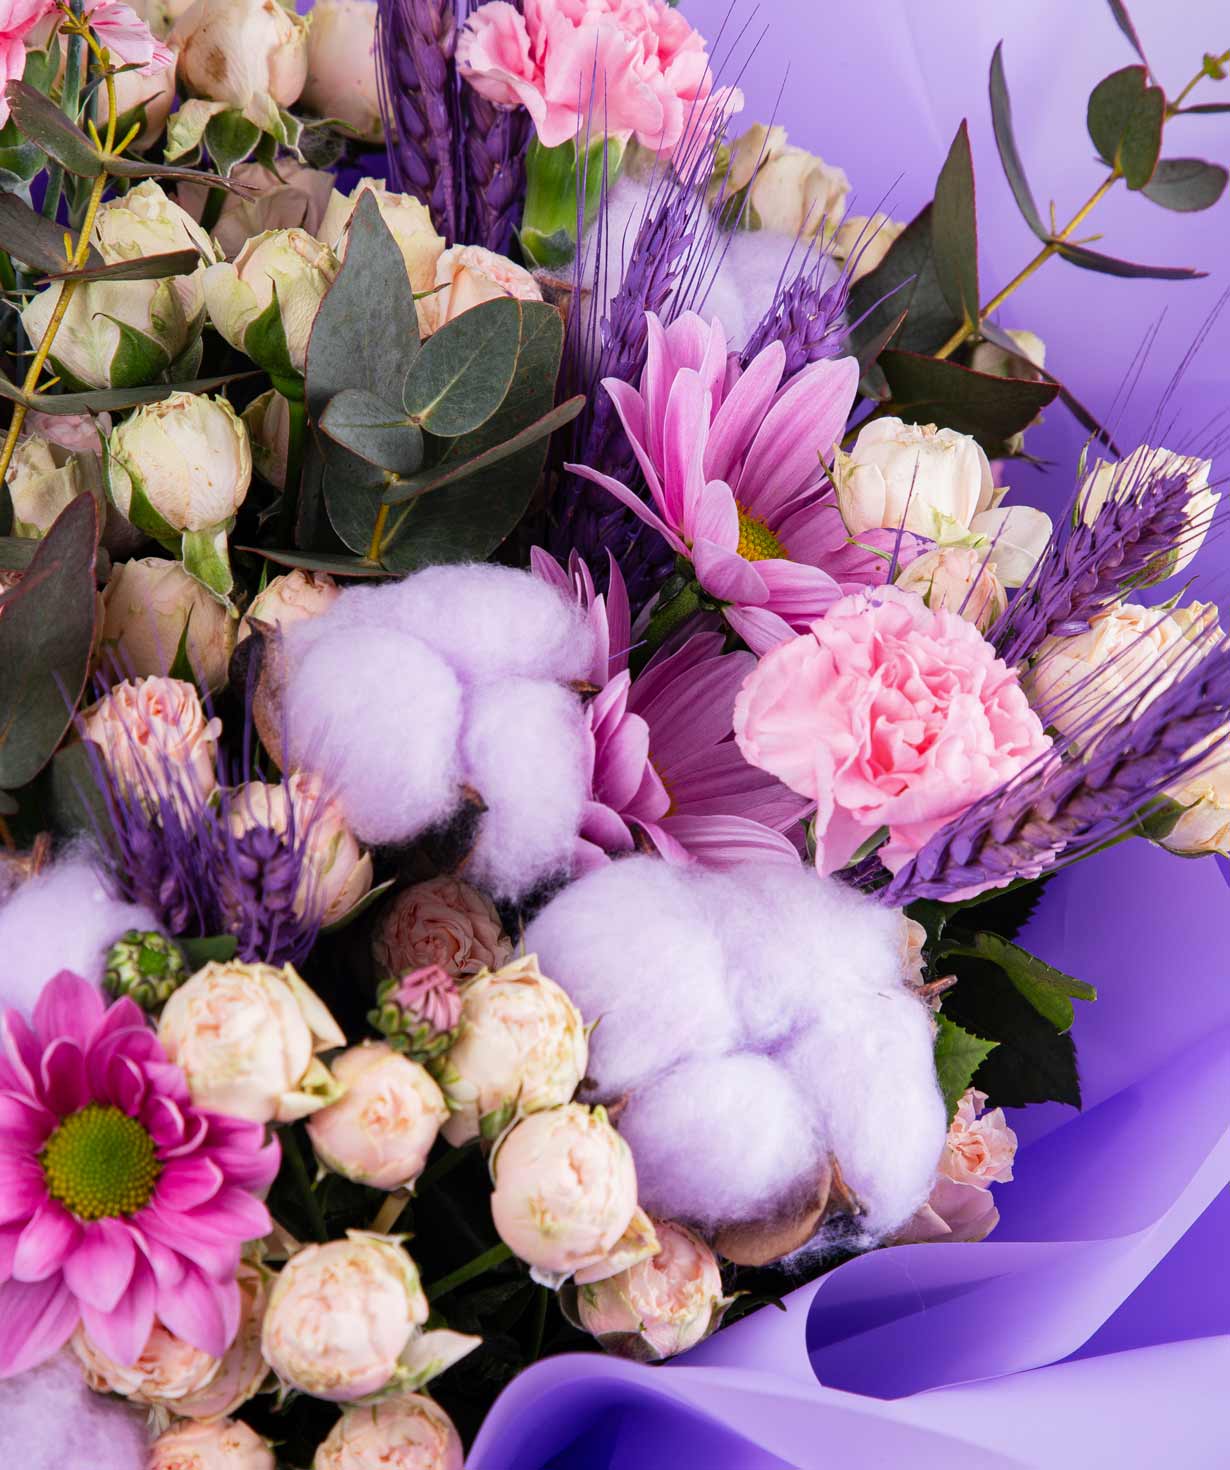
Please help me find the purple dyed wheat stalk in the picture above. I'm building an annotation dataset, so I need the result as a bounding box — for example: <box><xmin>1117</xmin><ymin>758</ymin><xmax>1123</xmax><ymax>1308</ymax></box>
<box><xmin>457</xmin><ymin>0</ymin><xmax>530</xmax><ymax>252</ymax></box>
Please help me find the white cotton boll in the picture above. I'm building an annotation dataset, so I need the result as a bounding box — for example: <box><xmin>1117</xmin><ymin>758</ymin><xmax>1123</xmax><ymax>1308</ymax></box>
<box><xmin>0</xmin><ymin>1350</ymin><xmax>147</xmax><ymax>1470</ymax></box>
<box><xmin>380</xmin><ymin>564</ymin><xmax>598</xmax><ymax>686</ymax></box>
<box><xmin>525</xmin><ymin>856</ymin><xmax>737</xmax><ymax>1096</ymax></box>
<box><xmin>461</xmin><ymin>678</ymin><xmax>589</xmax><ymax>900</ymax></box>
<box><xmin>703</xmin><ymin>227</ymin><xmax>829</xmax><ymax>353</ymax></box>
<box><xmin>0</xmin><ymin>856</ymin><xmax>158</xmax><ymax>1010</ymax></box>
<box><xmin>619</xmin><ymin>1054</ymin><xmax>823</xmax><ymax>1228</ymax></box>
<box><xmin>579</xmin><ymin>176</ymin><xmax>656</xmax><ymax>332</ymax></box>
<box><xmin>283</xmin><ymin>623</ymin><xmax>463</xmax><ymax>845</ymax></box>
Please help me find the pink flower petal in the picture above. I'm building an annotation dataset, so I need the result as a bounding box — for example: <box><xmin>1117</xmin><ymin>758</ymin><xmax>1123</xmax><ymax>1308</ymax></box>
<box><xmin>79</xmin><ymin>1253</ymin><xmax>155</xmax><ymax>1367</ymax></box>
<box><xmin>659</xmin><ymin>813</ymin><xmax>803</xmax><ymax>866</ymax></box>
<box><xmin>705</xmin><ymin>341</ymin><xmax>786</xmax><ymax>484</ymax></box>
<box><xmin>32</xmin><ymin>971</ymin><xmax>103</xmax><ymax>1050</ymax></box>
<box><xmin>156</xmin><ymin>1266</ymin><xmax>239</xmax><ymax>1358</ymax></box>
<box><xmin>154</xmin><ymin>1156</ymin><xmax>224</xmax><ymax>1213</ymax></box>
<box><xmin>0</xmin><ymin>1276</ymin><xmax>80</xmax><ymax>1375</ymax></box>
<box><xmin>0</xmin><ymin>1154</ymin><xmax>45</xmax><ymax>1226</ymax></box>
<box><xmin>564</xmin><ymin>462</ymin><xmax>688</xmax><ymax>558</ymax></box>
<box><xmin>723</xmin><ymin>604</ymin><xmax>797</xmax><ymax>656</ymax></box>
<box><xmin>39</xmin><ymin>1038</ymin><xmax>89</xmax><ymax>1117</ymax></box>
<box><xmin>62</xmin><ymin>1218</ymin><xmax>136</xmax><ymax>1314</ymax></box>
<box><xmin>692</xmin><ymin>539</ymin><xmax>768</xmax><ymax>604</ymax></box>
<box><xmin>691</xmin><ymin>478</ymin><xmax>739</xmax><ymax>553</ymax></box>
<box><xmin>0</xmin><ymin>1093</ymin><xmax>55</xmax><ymax>1151</ymax></box>
<box><xmin>12</xmin><ymin>1200</ymin><xmax>80</xmax><ymax>1282</ymax></box>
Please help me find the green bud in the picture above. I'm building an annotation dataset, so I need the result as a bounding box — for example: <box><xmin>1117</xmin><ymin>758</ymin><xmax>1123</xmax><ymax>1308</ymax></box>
<box><xmin>103</xmin><ymin>930</ymin><xmax>189</xmax><ymax>1012</ymax></box>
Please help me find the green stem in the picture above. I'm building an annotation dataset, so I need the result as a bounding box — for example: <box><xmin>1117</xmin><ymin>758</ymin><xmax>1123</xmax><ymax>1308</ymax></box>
<box><xmin>285</xmin><ymin>1127</ymin><xmax>327</xmax><ymax>1242</ymax></box>
<box><xmin>277</xmin><ymin>388</ymin><xmax>308</xmax><ymax>546</ymax></box>
<box><xmin>198</xmin><ymin>186</ymin><xmax>227</xmax><ymax>235</ymax></box>
<box><xmin>425</xmin><ymin>1242</ymin><xmax>513</xmax><ymax>1302</ymax></box>
<box><xmin>528</xmin><ymin>1284</ymin><xmax>549</xmax><ymax>1361</ymax></box>
<box><xmin>41</xmin><ymin>5</ymin><xmax>86</xmax><ymax>228</ymax></box>
<box><xmin>639</xmin><ymin>576</ymin><xmax>703</xmax><ymax>664</ymax></box>
<box><xmin>416</xmin><ymin>1141</ymin><xmax>475</xmax><ymax>1192</ymax></box>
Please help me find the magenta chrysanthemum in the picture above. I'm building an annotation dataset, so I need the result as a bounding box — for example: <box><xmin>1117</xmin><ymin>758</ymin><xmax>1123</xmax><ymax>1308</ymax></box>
<box><xmin>0</xmin><ymin>972</ymin><xmax>279</xmax><ymax>1378</ymax></box>
<box><xmin>565</xmin><ymin>310</ymin><xmax>886</xmax><ymax>654</ymax></box>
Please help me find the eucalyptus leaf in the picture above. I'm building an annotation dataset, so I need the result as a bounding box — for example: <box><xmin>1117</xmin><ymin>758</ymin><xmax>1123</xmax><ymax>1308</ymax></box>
<box><xmin>4</xmin><ymin>80</ymin><xmax>100</xmax><ymax>176</ymax></box>
<box><xmin>989</xmin><ymin>43</ymin><xmax>1048</xmax><ymax>240</ymax></box>
<box><xmin>235</xmin><ymin>545</ymin><xmax>389</xmax><ymax>577</ymax></box>
<box><xmin>977</xmin><ymin>320</ymin><xmax>1118</xmax><ymax>451</ymax></box>
<box><xmin>846</xmin><ymin>204</ymin><xmax>962</xmax><ymax>359</ymax></box>
<box><xmin>401</xmin><ymin>296</ymin><xmax>521</xmax><ymax>438</ymax></box>
<box><xmin>1177</xmin><ymin>102</ymin><xmax>1230</xmax><ymax>115</ymax></box>
<box><xmin>1087</xmin><ymin>65</ymin><xmax>1163</xmax><ymax>189</ymax></box>
<box><xmin>0</xmin><ymin>371</ymin><xmax>254</xmax><ymax>415</ymax></box>
<box><xmin>1051</xmin><ymin>240</ymin><xmax>1206</xmax><ymax>279</ymax></box>
<box><xmin>320</xmin><ymin>389</ymin><xmax>424</xmax><ymax>475</ymax></box>
<box><xmin>1104</xmin><ymin>0</ymin><xmax>1149</xmax><ymax>64</ymax></box>
<box><xmin>0</xmin><ymin>495</ymin><xmax>98</xmax><ymax>790</ymax></box>
<box><xmin>933</xmin><ymin>1016</ymin><xmax>998</xmax><ymax>1120</ymax></box>
<box><xmin>322</xmin><ymin>443</ymin><xmax>392</xmax><ymax>557</ymax></box>
<box><xmin>931</xmin><ymin>120</ymin><xmax>980</xmax><ymax>330</ymax></box>
<box><xmin>0</xmin><ymin>537</ymin><xmax>40</xmax><ymax>572</ymax></box>
<box><xmin>99</xmin><ymin>155</ymin><xmax>257</xmax><ymax>194</ymax></box>
<box><xmin>38</xmin><ymin>248</ymin><xmax>204</xmax><ymax>285</ymax></box>
<box><xmin>877</xmin><ymin>349</ymin><xmax>1059</xmax><ymax>453</ymax></box>
<box><xmin>1140</xmin><ymin>157</ymin><xmax>1229</xmax><ymax>212</ymax></box>
<box><xmin>0</xmin><ymin>191</ymin><xmax>101</xmax><ymax>274</ymax></box>
<box><xmin>382</xmin><ymin>395</ymin><xmax>584</xmax><ymax>504</ymax></box>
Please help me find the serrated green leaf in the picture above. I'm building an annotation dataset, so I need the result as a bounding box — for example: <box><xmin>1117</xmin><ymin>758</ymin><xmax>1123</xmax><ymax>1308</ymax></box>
<box><xmin>1140</xmin><ymin>157</ymin><xmax>1229</xmax><ymax>212</ymax></box>
<box><xmin>989</xmin><ymin>43</ymin><xmax>1048</xmax><ymax>241</ymax></box>
<box><xmin>178</xmin><ymin>935</ymin><xmax>240</xmax><ymax>969</ymax></box>
<box><xmin>0</xmin><ymin>495</ymin><xmax>98</xmax><ymax>790</ymax></box>
<box><xmin>941</xmin><ymin>932</ymin><xmax>1097</xmax><ymax>1032</ymax></box>
<box><xmin>934</xmin><ymin>1016</ymin><xmax>998</xmax><ymax>1119</ymax></box>
<box><xmin>401</xmin><ymin>296</ymin><xmax>521</xmax><ymax>437</ymax></box>
<box><xmin>931</xmin><ymin>120</ymin><xmax>980</xmax><ymax>330</ymax></box>
<box><xmin>876</xmin><ymin>349</ymin><xmax>1059</xmax><ymax>454</ymax></box>
<box><xmin>1087</xmin><ymin>65</ymin><xmax>1164</xmax><ymax>189</ymax></box>
<box><xmin>320</xmin><ymin>389</ymin><xmax>424</xmax><ymax>475</ymax></box>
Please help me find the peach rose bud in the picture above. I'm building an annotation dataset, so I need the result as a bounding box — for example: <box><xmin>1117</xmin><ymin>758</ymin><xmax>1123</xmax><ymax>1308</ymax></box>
<box><xmin>419</xmin><ymin>244</ymin><xmax>544</xmax><ymax>335</ymax></box>
<box><xmin>301</xmin><ymin>0</ymin><xmax>383</xmax><ymax>143</ymax></box>
<box><xmin>261</xmin><ymin>1231</ymin><xmax>479</xmax><ymax>1402</ymax></box>
<box><xmin>436</xmin><ymin>954</ymin><xmax>589</xmax><ymax>1146</ymax></box>
<box><xmin>372</xmin><ymin>876</ymin><xmax>512</xmax><ymax>980</ymax></box>
<box><xmin>73</xmin><ymin>1262</ymin><xmax>271</xmax><ymax>1419</ymax></box>
<box><xmin>894</xmin><ymin>544</ymin><xmax>1008</xmax><ymax>634</ymax></box>
<box><xmin>239</xmin><ymin>568</ymin><xmax>341</xmax><ymax>643</ymax></box>
<box><xmin>573</xmin><ymin>1219</ymin><xmax>732</xmax><ymax>1361</ymax></box>
<box><xmin>158</xmin><ymin>959</ymin><xmax>346</xmax><ymax>1123</ymax></box>
<box><xmin>149</xmin><ymin>1417</ymin><xmax>275</xmax><ymax>1470</ymax></box>
<box><xmin>80</xmin><ymin>675</ymin><xmax>222</xmax><ymax>813</ymax></box>
<box><xmin>313</xmin><ymin>1392</ymin><xmax>464</xmax><ymax>1470</ymax></box>
<box><xmin>892</xmin><ymin>1088</ymin><xmax>1017</xmax><ymax>1245</ymax></box>
<box><xmin>99</xmin><ymin>557</ymin><xmax>238</xmax><ymax>693</ymax></box>
<box><xmin>308</xmin><ymin>1042</ymin><xmax>449</xmax><ymax>1192</ymax></box>
<box><xmin>490</xmin><ymin>1103</ymin><xmax>639</xmax><ymax>1286</ymax></box>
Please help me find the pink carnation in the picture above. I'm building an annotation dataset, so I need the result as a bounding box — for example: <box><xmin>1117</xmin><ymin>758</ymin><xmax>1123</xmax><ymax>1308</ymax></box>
<box><xmin>0</xmin><ymin>0</ymin><xmax>56</xmax><ymax>125</ymax></box>
<box><xmin>893</xmin><ymin>1088</ymin><xmax>1018</xmax><ymax>1246</ymax></box>
<box><xmin>734</xmin><ymin>587</ymin><xmax>1052</xmax><ymax>875</ymax></box>
<box><xmin>457</xmin><ymin>0</ymin><xmax>736</xmax><ymax>153</ymax></box>
<box><xmin>84</xmin><ymin>0</ymin><xmax>175</xmax><ymax>73</ymax></box>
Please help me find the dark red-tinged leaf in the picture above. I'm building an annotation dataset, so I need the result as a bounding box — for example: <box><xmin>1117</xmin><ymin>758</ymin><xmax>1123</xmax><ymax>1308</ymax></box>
<box><xmin>0</xmin><ymin>371</ymin><xmax>256</xmax><ymax>414</ymax></box>
<box><xmin>931</xmin><ymin>121</ymin><xmax>980</xmax><ymax>330</ymax></box>
<box><xmin>846</xmin><ymin>204</ymin><xmax>963</xmax><ymax>358</ymax></box>
<box><xmin>1052</xmin><ymin>240</ymin><xmax>1206</xmax><ymax>279</ymax></box>
<box><xmin>5</xmin><ymin>80</ymin><xmax>99</xmax><ymax>176</ymax></box>
<box><xmin>100</xmin><ymin>154</ymin><xmax>257</xmax><ymax>194</ymax></box>
<box><xmin>989</xmin><ymin>43</ymin><xmax>1048</xmax><ymax>240</ymax></box>
<box><xmin>0</xmin><ymin>192</ymin><xmax>102</xmax><ymax>274</ymax></box>
<box><xmin>1105</xmin><ymin>0</ymin><xmax>1149</xmax><ymax>65</ymax></box>
<box><xmin>976</xmin><ymin>320</ymin><xmax>1119</xmax><ymax>452</ymax></box>
<box><xmin>381</xmin><ymin>395</ymin><xmax>585</xmax><ymax>504</ymax></box>
<box><xmin>1087</xmin><ymin>65</ymin><xmax>1164</xmax><ymax>189</ymax></box>
<box><xmin>236</xmin><ymin>546</ymin><xmax>390</xmax><ymax>577</ymax></box>
<box><xmin>1140</xmin><ymin>157</ymin><xmax>1229</xmax><ymax>212</ymax></box>
<box><xmin>38</xmin><ymin>248</ymin><xmax>204</xmax><ymax>285</ymax></box>
<box><xmin>0</xmin><ymin>537</ymin><xmax>39</xmax><ymax>571</ymax></box>
<box><xmin>0</xmin><ymin>495</ymin><xmax>99</xmax><ymax>790</ymax></box>
<box><xmin>877</xmin><ymin>348</ymin><xmax>1059</xmax><ymax>454</ymax></box>
<box><xmin>854</xmin><ymin>310</ymin><xmax>906</xmax><ymax>377</ymax></box>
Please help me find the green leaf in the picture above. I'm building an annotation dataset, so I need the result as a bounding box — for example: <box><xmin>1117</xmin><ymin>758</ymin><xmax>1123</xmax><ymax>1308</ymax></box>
<box><xmin>320</xmin><ymin>389</ymin><xmax>424</xmax><ymax>475</ymax></box>
<box><xmin>0</xmin><ymin>192</ymin><xmax>101</xmax><ymax>274</ymax></box>
<box><xmin>234</xmin><ymin>546</ymin><xmax>390</xmax><ymax>578</ymax></box>
<box><xmin>48</xmin><ymin>740</ymin><xmax>111</xmax><ymax>840</ymax></box>
<box><xmin>380</xmin><ymin>301</ymin><xmax>566</xmax><ymax>569</ymax></box>
<box><xmin>86</xmin><ymin>314</ymin><xmax>173</xmax><ymax>390</ymax></box>
<box><xmin>0</xmin><ymin>371</ymin><xmax>255</xmax><ymax>416</ymax></box>
<box><xmin>931</xmin><ymin>120</ymin><xmax>980</xmax><ymax>330</ymax></box>
<box><xmin>1051</xmin><ymin>240</ymin><xmax>1206</xmax><ymax>279</ymax></box>
<box><xmin>401</xmin><ymin>297</ymin><xmax>522</xmax><ymax>438</ymax></box>
<box><xmin>242</xmin><ymin>286</ymin><xmax>297</xmax><ymax>381</ymax></box>
<box><xmin>989</xmin><ymin>43</ymin><xmax>1048</xmax><ymax>241</ymax></box>
<box><xmin>1178</xmin><ymin>102</ymin><xmax>1230</xmax><ymax>115</ymax></box>
<box><xmin>204</xmin><ymin>109</ymin><xmax>261</xmax><ymax>176</ymax></box>
<box><xmin>19</xmin><ymin>46</ymin><xmax>60</xmax><ymax>96</ymax></box>
<box><xmin>876</xmin><ymin>349</ymin><xmax>1059</xmax><ymax>454</ymax></box>
<box><xmin>846</xmin><ymin>204</ymin><xmax>963</xmax><ymax>359</ymax></box>
<box><xmin>976</xmin><ymin>319</ymin><xmax>1118</xmax><ymax>451</ymax></box>
<box><xmin>181</xmin><ymin>526</ymin><xmax>233</xmax><ymax>600</ymax></box>
<box><xmin>38</xmin><ymin>248</ymin><xmax>204</xmax><ymax>285</ymax></box>
<box><xmin>179</xmin><ymin>935</ymin><xmax>239</xmax><ymax>970</ymax></box>
<box><xmin>1087</xmin><ymin>65</ymin><xmax>1164</xmax><ymax>189</ymax></box>
<box><xmin>5</xmin><ymin>80</ymin><xmax>100</xmax><ymax>176</ymax></box>
<box><xmin>1104</xmin><ymin>0</ymin><xmax>1149</xmax><ymax>64</ymax></box>
<box><xmin>1140</xmin><ymin>157</ymin><xmax>1229</xmax><ymax>212</ymax></box>
<box><xmin>381</xmin><ymin>395</ymin><xmax>585</xmax><ymax>504</ymax></box>
<box><xmin>96</xmin><ymin>154</ymin><xmax>254</xmax><ymax>194</ymax></box>
<box><xmin>0</xmin><ymin>495</ymin><xmax>99</xmax><ymax>790</ymax></box>
<box><xmin>167</xmin><ymin>610</ymin><xmax>196</xmax><ymax>684</ymax></box>
<box><xmin>934</xmin><ymin>1016</ymin><xmax>998</xmax><ymax>1119</ymax></box>
<box><xmin>321</xmin><ymin>877</ymin><xmax>396</xmax><ymax>934</ymax></box>
<box><xmin>942</xmin><ymin>932</ymin><xmax>1097</xmax><ymax>1032</ymax></box>
<box><xmin>164</xmin><ymin>99</ymin><xmax>227</xmax><ymax>163</ymax></box>
<box><xmin>0</xmin><ymin>537</ymin><xmax>39</xmax><ymax>572</ymax></box>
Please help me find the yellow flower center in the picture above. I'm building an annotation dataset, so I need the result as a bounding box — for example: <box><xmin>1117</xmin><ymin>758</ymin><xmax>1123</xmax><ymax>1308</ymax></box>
<box><xmin>41</xmin><ymin>1104</ymin><xmax>161</xmax><ymax>1220</ymax></box>
<box><xmin>736</xmin><ymin>507</ymin><xmax>787</xmax><ymax>562</ymax></box>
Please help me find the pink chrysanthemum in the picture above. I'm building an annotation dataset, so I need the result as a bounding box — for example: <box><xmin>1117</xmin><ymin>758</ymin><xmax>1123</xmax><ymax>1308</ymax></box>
<box><xmin>533</xmin><ymin>550</ymin><xmax>809</xmax><ymax>866</ymax></box>
<box><xmin>0</xmin><ymin>972</ymin><xmax>279</xmax><ymax>1378</ymax></box>
<box><xmin>566</xmin><ymin>311</ymin><xmax>885</xmax><ymax>654</ymax></box>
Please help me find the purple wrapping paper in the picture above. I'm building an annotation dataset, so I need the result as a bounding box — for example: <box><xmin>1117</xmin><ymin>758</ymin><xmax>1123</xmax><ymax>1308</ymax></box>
<box><xmin>465</xmin><ymin>2</ymin><xmax>1230</xmax><ymax>1463</ymax></box>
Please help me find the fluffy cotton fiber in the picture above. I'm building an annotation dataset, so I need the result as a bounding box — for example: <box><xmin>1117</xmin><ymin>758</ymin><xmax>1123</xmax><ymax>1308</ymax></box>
<box><xmin>281</xmin><ymin>564</ymin><xmax>595</xmax><ymax>897</ymax></box>
<box><xmin>525</xmin><ymin>857</ymin><xmax>946</xmax><ymax>1246</ymax></box>
<box><xmin>1</xmin><ymin>1351</ymin><xmax>147</xmax><ymax>1470</ymax></box>
<box><xmin>0</xmin><ymin>856</ymin><xmax>158</xmax><ymax>1012</ymax></box>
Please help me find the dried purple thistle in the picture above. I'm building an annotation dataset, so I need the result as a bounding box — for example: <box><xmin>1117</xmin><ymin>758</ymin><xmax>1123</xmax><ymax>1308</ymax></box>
<box><xmin>369</xmin><ymin>963</ymin><xmax>463</xmax><ymax>1063</ymax></box>
<box><xmin>881</xmin><ymin>629</ymin><xmax>1230</xmax><ymax>905</ymax></box>
<box><xmin>376</xmin><ymin>0</ymin><xmax>463</xmax><ymax>242</ymax></box>
<box><xmin>990</xmin><ymin>465</ymin><xmax>1207</xmax><ymax>667</ymax></box>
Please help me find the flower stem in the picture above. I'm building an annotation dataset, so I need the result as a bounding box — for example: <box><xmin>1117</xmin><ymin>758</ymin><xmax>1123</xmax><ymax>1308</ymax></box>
<box><xmin>365</xmin><ymin>504</ymin><xmax>390</xmax><ymax>563</ymax></box>
<box><xmin>933</xmin><ymin>169</ymin><xmax>1120</xmax><ymax>362</ymax></box>
<box><xmin>277</xmin><ymin>391</ymin><xmax>308</xmax><ymax>546</ymax></box>
<box><xmin>369</xmin><ymin>1190</ymin><xmax>411</xmax><ymax>1235</ymax></box>
<box><xmin>528</xmin><ymin>1283</ymin><xmax>549</xmax><ymax>1360</ymax></box>
<box><xmin>41</xmin><ymin>8</ymin><xmax>86</xmax><ymax>228</ymax></box>
<box><xmin>285</xmin><ymin>1126</ymin><xmax>328</xmax><ymax>1242</ymax></box>
<box><xmin>425</xmin><ymin>1241</ymin><xmax>513</xmax><ymax>1302</ymax></box>
<box><xmin>416</xmin><ymin>1141</ymin><xmax>475</xmax><ymax>1191</ymax></box>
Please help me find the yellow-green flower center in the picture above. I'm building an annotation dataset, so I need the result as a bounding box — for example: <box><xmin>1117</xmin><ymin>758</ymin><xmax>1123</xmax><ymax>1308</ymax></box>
<box><xmin>736</xmin><ymin>507</ymin><xmax>787</xmax><ymax>562</ymax></box>
<box><xmin>41</xmin><ymin>1104</ymin><xmax>161</xmax><ymax>1221</ymax></box>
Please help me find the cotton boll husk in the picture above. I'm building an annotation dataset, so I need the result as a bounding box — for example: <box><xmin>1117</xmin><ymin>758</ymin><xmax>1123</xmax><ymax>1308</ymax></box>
<box><xmin>0</xmin><ymin>856</ymin><xmax>158</xmax><ymax>1010</ymax></box>
<box><xmin>460</xmin><ymin>678</ymin><xmax>588</xmax><ymax>900</ymax></box>
<box><xmin>379</xmin><ymin>564</ymin><xmax>597</xmax><ymax>686</ymax></box>
<box><xmin>618</xmin><ymin>1053</ymin><xmax>823</xmax><ymax>1228</ymax></box>
<box><xmin>283</xmin><ymin>623</ymin><xmax>463</xmax><ymax>845</ymax></box>
<box><xmin>0</xmin><ymin>1351</ymin><xmax>147</xmax><ymax>1470</ymax></box>
<box><xmin>524</xmin><ymin>856</ymin><xmax>738</xmax><ymax>1096</ymax></box>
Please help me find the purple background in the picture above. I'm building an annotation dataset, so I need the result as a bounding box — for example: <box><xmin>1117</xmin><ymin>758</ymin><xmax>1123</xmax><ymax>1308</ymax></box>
<box><xmin>466</xmin><ymin>3</ymin><xmax>1230</xmax><ymax>1465</ymax></box>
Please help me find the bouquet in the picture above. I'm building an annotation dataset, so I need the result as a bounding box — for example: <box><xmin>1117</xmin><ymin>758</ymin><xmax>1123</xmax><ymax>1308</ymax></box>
<box><xmin>0</xmin><ymin>0</ymin><xmax>1227</xmax><ymax>1464</ymax></box>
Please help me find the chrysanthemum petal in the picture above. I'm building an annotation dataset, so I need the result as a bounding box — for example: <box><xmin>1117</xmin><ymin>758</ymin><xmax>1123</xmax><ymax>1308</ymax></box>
<box><xmin>704</xmin><ymin>339</ymin><xmax>786</xmax><ymax>484</ymax></box>
<box><xmin>564</xmin><ymin>462</ymin><xmax>687</xmax><ymax>558</ymax></box>
<box><xmin>692</xmin><ymin>538</ymin><xmax>768</xmax><ymax>604</ymax></box>
<box><xmin>62</xmin><ymin>1218</ymin><xmax>136</xmax><ymax>1313</ymax></box>
<box><xmin>13</xmin><ymin>1200</ymin><xmax>80</xmax><ymax>1282</ymax></box>
<box><xmin>155</xmin><ymin>1156</ymin><xmax>225</xmax><ymax>1212</ymax></box>
<box><xmin>32</xmin><ymin>971</ymin><xmax>104</xmax><ymax>1050</ymax></box>
<box><xmin>156</xmin><ymin>1266</ymin><xmax>239</xmax><ymax>1358</ymax></box>
<box><xmin>79</xmin><ymin>1253</ymin><xmax>155</xmax><ymax>1367</ymax></box>
<box><xmin>0</xmin><ymin>1276</ymin><xmax>80</xmax><ymax>1375</ymax></box>
<box><xmin>39</xmin><ymin>1038</ymin><xmax>89</xmax><ymax>1117</ymax></box>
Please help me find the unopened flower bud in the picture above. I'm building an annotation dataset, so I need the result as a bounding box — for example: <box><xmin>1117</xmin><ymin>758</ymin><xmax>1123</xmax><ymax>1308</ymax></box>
<box><xmin>370</xmin><ymin>965</ymin><xmax>463</xmax><ymax>1064</ymax></box>
<box><xmin>7</xmin><ymin>431</ymin><xmax>103</xmax><ymax>539</ymax></box>
<box><xmin>320</xmin><ymin>180</ymin><xmax>442</xmax><ymax>334</ymax></box>
<box><xmin>894</xmin><ymin>544</ymin><xmax>1007</xmax><ymax>633</ymax></box>
<box><xmin>171</xmin><ymin>0</ymin><xmax>309</xmax><ymax>132</ymax></box>
<box><xmin>103</xmin><ymin>928</ymin><xmax>188</xmax><ymax>1010</ymax></box>
<box><xmin>149</xmin><ymin>1417</ymin><xmax>274</xmax><ymax>1470</ymax></box>
<box><xmin>301</xmin><ymin>0</ymin><xmax>383</xmax><ymax>143</ymax></box>
<box><xmin>238</xmin><ymin>567</ymin><xmax>340</xmax><ymax>641</ymax></box>
<box><xmin>312</xmin><ymin>1392</ymin><xmax>464</xmax><ymax>1470</ymax></box>
<box><xmin>99</xmin><ymin>557</ymin><xmax>238</xmax><ymax>692</ymax></box>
